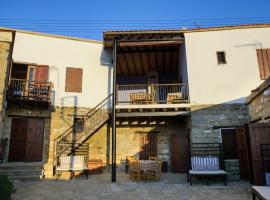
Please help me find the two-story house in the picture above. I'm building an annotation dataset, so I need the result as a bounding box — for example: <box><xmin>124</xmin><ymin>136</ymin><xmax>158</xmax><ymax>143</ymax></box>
<box><xmin>0</xmin><ymin>24</ymin><xmax>270</xmax><ymax>180</ymax></box>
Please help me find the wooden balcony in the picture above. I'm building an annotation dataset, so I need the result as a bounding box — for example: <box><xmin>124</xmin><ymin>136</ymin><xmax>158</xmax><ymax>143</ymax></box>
<box><xmin>116</xmin><ymin>83</ymin><xmax>190</xmax><ymax>117</ymax></box>
<box><xmin>7</xmin><ymin>79</ymin><xmax>52</xmax><ymax>107</ymax></box>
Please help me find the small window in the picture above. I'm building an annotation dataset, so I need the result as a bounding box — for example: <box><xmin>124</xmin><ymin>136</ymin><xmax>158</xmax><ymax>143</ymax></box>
<box><xmin>217</xmin><ymin>51</ymin><xmax>227</xmax><ymax>64</ymax></box>
<box><xmin>74</xmin><ymin>117</ymin><xmax>84</xmax><ymax>134</ymax></box>
<box><xmin>65</xmin><ymin>67</ymin><xmax>83</xmax><ymax>93</ymax></box>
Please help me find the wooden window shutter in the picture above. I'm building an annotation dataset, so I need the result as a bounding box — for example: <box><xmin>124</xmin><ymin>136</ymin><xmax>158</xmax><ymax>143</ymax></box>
<box><xmin>257</xmin><ymin>49</ymin><xmax>270</xmax><ymax>80</ymax></box>
<box><xmin>35</xmin><ymin>65</ymin><xmax>49</xmax><ymax>82</ymax></box>
<box><xmin>65</xmin><ymin>67</ymin><xmax>83</xmax><ymax>93</ymax></box>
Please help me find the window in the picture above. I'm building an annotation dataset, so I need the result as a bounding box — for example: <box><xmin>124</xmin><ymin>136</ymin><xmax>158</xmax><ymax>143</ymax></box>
<box><xmin>65</xmin><ymin>67</ymin><xmax>83</xmax><ymax>92</ymax></box>
<box><xmin>28</xmin><ymin>66</ymin><xmax>36</xmax><ymax>81</ymax></box>
<box><xmin>217</xmin><ymin>51</ymin><xmax>227</xmax><ymax>64</ymax></box>
<box><xmin>74</xmin><ymin>117</ymin><xmax>84</xmax><ymax>134</ymax></box>
<box><xmin>257</xmin><ymin>49</ymin><xmax>270</xmax><ymax>80</ymax></box>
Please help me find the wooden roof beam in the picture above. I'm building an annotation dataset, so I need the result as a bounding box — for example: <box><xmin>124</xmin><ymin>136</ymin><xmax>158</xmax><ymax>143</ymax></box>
<box><xmin>118</xmin><ymin>40</ymin><xmax>182</xmax><ymax>48</ymax></box>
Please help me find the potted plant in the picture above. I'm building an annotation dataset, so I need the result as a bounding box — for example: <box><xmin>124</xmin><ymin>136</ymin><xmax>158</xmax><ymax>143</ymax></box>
<box><xmin>0</xmin><ymin>174</ymin><xmax>16</xmax><ymax>200</ymax></box>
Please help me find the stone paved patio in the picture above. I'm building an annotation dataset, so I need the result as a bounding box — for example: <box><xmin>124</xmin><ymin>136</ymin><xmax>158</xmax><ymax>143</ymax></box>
<box><xmin>12</xmin><ymin>172</ymin><xmax>252</xmax><ymax>200</ymax></box>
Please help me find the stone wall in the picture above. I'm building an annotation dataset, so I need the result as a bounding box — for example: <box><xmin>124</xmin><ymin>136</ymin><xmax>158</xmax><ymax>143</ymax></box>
<box><xmin>224</xmin><ymin>159</ymin><xmax>240</xmax><ymax>181</ymax></box>
<box><xmin>2</xmin><ymin>105</ymin><xmax>189</xmax><ymax>178</ymax></box>
<box><xmin>190</xmin><ymin>104</ymin><xmax>249</xmax><ymax>143</ymax></box>
<box><xmin>0</xmin><ymin>31</ymin><xmax>13</xmax><ymax>139</ymax></box>
<box><xmin>48</xmin><ymin>113</ymin><xmax>187</xmax><ymax>178</ymax></box>
<box><xmin>247</xmin><ymin>90</ymin><xmax>270</xmax><ymax>122</ymax></box>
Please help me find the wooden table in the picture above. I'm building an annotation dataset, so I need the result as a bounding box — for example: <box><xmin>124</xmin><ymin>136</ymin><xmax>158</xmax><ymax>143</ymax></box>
<box><xmin>138</xmin><ymin>160</ymin><xmax>157</xmax><ymax>172</ymax></box>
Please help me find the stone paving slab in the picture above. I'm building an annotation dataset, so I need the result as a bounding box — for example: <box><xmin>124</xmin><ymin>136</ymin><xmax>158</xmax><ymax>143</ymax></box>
<box><xmin>12</xmin><ymin>173</ymin><xmax>252</xmax><ymax>200</ymax></box>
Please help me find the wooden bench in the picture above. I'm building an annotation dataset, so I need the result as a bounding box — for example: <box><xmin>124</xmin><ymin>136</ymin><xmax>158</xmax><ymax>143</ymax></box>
<box><xmin>56</xmin><ymin>155</ymin><xmax>89</xmax><ymax>180</ymax></box>
<box><xmin>188</xmin><ymin>156</ymin><xmax>227</xmax><ymax>186</ymax></box>
<box><xmin>129</xmin><ymin>92</ymin><xmax>152</xmax><ymax>104</ymax></box>
<box><xmin>167</xmin><ymin>92</ymin><xmax>183</xmax><ymax>104</ymax></box>
<box><xmin>87</xmin><ymin>159</ymin><xmax>104</xmax><ymax>174</ymax></box>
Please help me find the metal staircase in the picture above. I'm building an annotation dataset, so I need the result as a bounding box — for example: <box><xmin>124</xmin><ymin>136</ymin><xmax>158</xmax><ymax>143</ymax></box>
<box><xmin>54</xmin><ymin>94</ymin><xmax>113</xmax><ymax>163</ymax></box>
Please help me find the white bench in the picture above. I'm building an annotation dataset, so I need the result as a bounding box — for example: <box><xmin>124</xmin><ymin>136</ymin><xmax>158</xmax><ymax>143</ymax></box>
<box><xmin>188</xmin><ymin>156</ymin><xmax>227</xmax><ymax>186</ymax></box>
<box><xmin>252</xmin><ymin>186</ymin><xmax>270</xmax><ymax>200</ymax></box>
<box><xmin>56</xmin><ymin>155</ymin><xmax>89</xmax><ymax>180</ymax></box>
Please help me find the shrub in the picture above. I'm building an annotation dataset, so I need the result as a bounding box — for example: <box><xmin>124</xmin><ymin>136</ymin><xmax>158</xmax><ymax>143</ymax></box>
<box><xmin>0</xmin><ymin>174</ymin><xmax>16</xmax><ymax>200</ymax></box>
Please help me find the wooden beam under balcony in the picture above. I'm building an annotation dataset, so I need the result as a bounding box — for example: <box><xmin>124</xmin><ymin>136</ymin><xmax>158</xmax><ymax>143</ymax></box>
<box><xmin>116</xmin><ymin>110</ymin><xmax>190</xmax><ymax>117</ymax></box>
<box><xmin>118</xmin><ymin>40</ymin><xmax>182</xmax><ymax>48</ymax></box>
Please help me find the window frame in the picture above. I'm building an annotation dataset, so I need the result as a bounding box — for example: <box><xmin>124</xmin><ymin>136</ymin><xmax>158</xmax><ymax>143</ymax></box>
<box><xmin>216</xmin><ymin>51</ymin><xmax>227</xmax><ymax>65</ymax></box>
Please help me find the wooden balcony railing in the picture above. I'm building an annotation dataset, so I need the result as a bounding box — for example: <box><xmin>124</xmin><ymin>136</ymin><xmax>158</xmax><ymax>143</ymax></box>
<box><xmin>7</xmin><ymin>79</ymin><xmax>52</xmax><ymax>105</ymax></box>
<box><xmin>116</xmin><ymin>83</ymin><xmax>189</xmax><ymax>105</ymax></box>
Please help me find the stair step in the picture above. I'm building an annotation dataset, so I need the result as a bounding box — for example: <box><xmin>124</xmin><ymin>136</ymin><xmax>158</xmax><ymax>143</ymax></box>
<box><xmin>8</xmin><ymin>175</ymin><xmax>41</xmax><ymax>181</ymax></box>
<box><xmin>0</xmin><ymin>163</ymin><xmax>43</xmax><ymax>180</ymax></box>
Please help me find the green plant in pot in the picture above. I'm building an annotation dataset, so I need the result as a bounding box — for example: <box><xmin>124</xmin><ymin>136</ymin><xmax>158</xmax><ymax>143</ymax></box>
<box><xmin>0</xmin><ymin>174</ymin><xmax>16</xmax><ymax>200</ymax></box>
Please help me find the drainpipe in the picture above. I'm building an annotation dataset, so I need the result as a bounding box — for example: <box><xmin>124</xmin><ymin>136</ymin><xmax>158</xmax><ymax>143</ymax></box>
<box><xmin>111</xmin><ymin>37</ymin><xmax>118</xmax><ymax>182</ymax></box>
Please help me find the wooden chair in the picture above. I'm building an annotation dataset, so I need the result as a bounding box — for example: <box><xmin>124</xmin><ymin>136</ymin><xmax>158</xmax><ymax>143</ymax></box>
<box><xmin>126</xmin><ymin>155</ymin><xmax>137</xmax><ymax>173</ymax></box>
<box><xmin>130</xmin><ymin>160</ymin><xmax>145</xmax><ymax>181</ymax></box>
<box><xmin>149</xmin><ymin>155</ymin><xmax>157</xmax><ymax>160</ymax></box>
<box><xmin>147</xmin><ymin>160</ymin><xmax>162</xmax><ymax>182</ymax></box>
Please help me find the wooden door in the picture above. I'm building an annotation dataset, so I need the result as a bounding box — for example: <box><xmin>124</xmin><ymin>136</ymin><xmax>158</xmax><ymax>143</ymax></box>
<box><xmin>235</xmin><ymin>127</ymin><xmax>250</xmax><ymax>179</ymax></box>
<box><xmin>35</xmin><ymin>65</ymin><xmax>49</xmax><ymax>82</ymax></box>
<box><xmin>171</xmin><ymin>134</ymin><xmax>188</xmax><ymax>172</ymax></box>
<box><xmin>221</xmin><ymin>129</ymin><xmax>238</xmax><ymax>159</ymax></box>
<box><xmin>8</xmin><ymin>118</ymin><xmax>44</xmax><ymax>162</ymax></box>
<box><xmin>24</xmin><ymin>119</ymin><xmax>44</xmax><ymax>162</ymax></box>
<box><xmin>249</xmin><ymin>123</ymin><xmax>270</xmax><ymax>185</ymax></box>
<box><xmin>139</xmin><ymin>133</ymin><xmax>157</xmax><ymax>160</ymax></box>
<box><xmin>8</xmin><ymin>118</ymin><xmax>28</xmax><ymax>162</ymax></box>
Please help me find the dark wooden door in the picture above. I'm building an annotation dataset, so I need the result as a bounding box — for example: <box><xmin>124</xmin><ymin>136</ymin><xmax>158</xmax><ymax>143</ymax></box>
<box><xmin>221</xmin><ymin>129</ymin><xmax>238</xmax><ymax>159</ymax></box>
<box><xmin>8</xmin><ymin>118</ymin><xmax>44</xmax><ymax>162</ymax></box>
<box><xmin>171</xmin><ymin>134</ymin><xmax>188</xmax><ymax>172</ymax></box>
<box><xmin>249</xmin><ymin>123</ymin><xmax>270</xmax><ymax>185</ymax></box>
<box><xmin>139</xmin><ymin>133</ymin><xmax>157</xmax><ymax>160</ymax></box>
<box><xmin>235</xmin><ymin>127</ymin><xmax>250</xmax><ymax>179</ymax></box>
<box><xmin>8</xmin><ymin>118</ymin><xmax>28</xmax><ymax>162</ymax></box>
<box><xmin>24</xmin><ymin>119</ymin><xmax>44</xmax><ymax>162</ymax></box>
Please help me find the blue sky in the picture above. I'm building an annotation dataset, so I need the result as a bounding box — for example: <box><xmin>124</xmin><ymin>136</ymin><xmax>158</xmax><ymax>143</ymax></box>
<box><xmin>1</xmin><ymin>0</ymin><xmax>270</xmax><ymax>40</ymax></box>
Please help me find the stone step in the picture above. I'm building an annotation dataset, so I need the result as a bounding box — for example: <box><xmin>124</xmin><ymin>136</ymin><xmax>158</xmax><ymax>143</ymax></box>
<box><xmin>0</xmin><ymin>163</ymin><xmax>44</xmax><ymax>180</ymax></box>
<box><xmin>5</xmin><ymin>175</ymin><xmax>42</xmax><ymax>181</ymax></box>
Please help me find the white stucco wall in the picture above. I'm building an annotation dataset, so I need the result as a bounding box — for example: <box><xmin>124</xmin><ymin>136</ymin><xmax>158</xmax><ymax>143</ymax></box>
<box><xmin>12</xmin><ymin>32</ymin><xmax>112</xmax><ymax>108</ymax></box>
<box><xmin>185</xmin><ymin>27</ymin><xmax>270</xmax><ymax>104</ymax></box>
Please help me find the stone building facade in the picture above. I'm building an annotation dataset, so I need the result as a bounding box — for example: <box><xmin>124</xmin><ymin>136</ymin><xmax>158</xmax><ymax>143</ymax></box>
<box><xmin>247</xmin><ymin>77</ymin><xmax>270</xmax><ymax>122</ymax></box>
<box><xmin>190</xmin><ymin>104</ymin><xmax>250</xmax><ymax>143</ymax></box>
<box><xmin>3</xmin><ymin>103</ymin><xmax>188</xmax><ymax>178</ymax></box>
<box><xmin>0</xmin><ymin>31</ymin><xmax>13</xmax><ymax>139</ymax></box>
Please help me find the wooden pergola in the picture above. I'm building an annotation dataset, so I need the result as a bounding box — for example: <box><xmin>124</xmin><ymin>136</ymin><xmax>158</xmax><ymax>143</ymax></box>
<box><xmin>103</xmin><ymin>30</ymin><xmax>185</xmax><ymax>182</ymax></box>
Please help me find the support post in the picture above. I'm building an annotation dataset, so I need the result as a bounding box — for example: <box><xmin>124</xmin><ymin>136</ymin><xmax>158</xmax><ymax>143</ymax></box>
<box><xmin>111</xmin><ymin>37</ymin><xmax>118</xmax><ymax>182</ymax></box>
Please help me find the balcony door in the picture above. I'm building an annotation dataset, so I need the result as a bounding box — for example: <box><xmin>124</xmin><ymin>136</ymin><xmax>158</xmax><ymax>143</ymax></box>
<box><xmin>11</xmin><ymin>63</ymin><xmax>48</xmax><ymax>82</ymax></box>
<box><xmin>9</xmin><ymin>118</ymin><xmax>44</xmax><ymax>162</ymax></box>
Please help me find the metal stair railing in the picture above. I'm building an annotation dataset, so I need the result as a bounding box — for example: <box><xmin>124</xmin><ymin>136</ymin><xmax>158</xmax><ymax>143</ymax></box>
<box><xmin>54</xmin><ymin>94</ymin><xmax>113</xmax><ymax>165</ymax></box>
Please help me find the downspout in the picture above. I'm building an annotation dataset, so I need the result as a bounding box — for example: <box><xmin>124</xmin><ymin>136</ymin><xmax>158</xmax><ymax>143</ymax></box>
<box><xmin>111</xmin><ymin>36</ymin><xmax>118</xmax><ymax>182</ymax></box>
